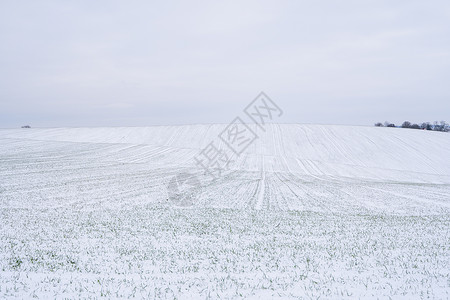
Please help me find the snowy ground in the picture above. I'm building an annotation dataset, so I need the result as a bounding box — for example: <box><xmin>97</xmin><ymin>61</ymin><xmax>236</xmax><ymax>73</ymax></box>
<box><xmin>0</xmin><ymin>124</ymin><xmax>449</xmax><ymax>298</ymax></box>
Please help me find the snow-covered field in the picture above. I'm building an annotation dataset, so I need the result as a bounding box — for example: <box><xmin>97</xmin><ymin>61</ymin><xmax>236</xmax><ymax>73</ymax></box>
<box><xmin>0</xmin><ymin>124</ymin><xmax>449</xmax><ymax>298</ymax></box>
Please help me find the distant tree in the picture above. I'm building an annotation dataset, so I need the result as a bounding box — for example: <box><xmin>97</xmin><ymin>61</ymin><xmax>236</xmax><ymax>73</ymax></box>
<box><xmin>420</xmin><ymin>122</ymin><xmax>432</xmax><ymax>130</ymax></box>
<box><xmin>410</xmin><ymin>124</ymin><xmax>420</xmax><ymax>129</ymax></box>
<box><xmin>21</xmin><ymin>125</ymin><xmax>31</xmax><ymax>128</ymax></box>
<box><xmin>433</xmin><ymin>121</ymin><xmax>441</xmax><ymax>131</ymax></box>
<box><xmin>402</xmin><ymin>121</ymin><xmax>411</xmax><ymax>128</ymax></box>
<box><xmin>440</xmin><ymin>120</ymin><xmax>449</xmax><ymax>132</ymax></box>
<box><xmin>375</xmin><ymin>122</ymin><xmax>384</xmax><ymax>127</ymax></box>
<box><xmin>387</xmin><ymin>123</ymin><xmax>396</xmax><ymax>127</ymax></box>
<box><xmin>383</xmin><ymin>121</ymin><xmax>390</xmax><ymax>127</ymax></box>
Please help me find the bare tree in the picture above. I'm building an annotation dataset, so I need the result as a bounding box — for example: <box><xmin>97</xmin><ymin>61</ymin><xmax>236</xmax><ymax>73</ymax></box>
<box><xmin>440</xmin><ymin>120</ymin><xmax>449</xmax><ymax>132</ymax></box>
<box><xmin>433</xmin><ymin>121</ymin><xmax>440</xmax><ymax>131</ymax></box>
<box><xmin>375</xmin><ymin>122</ymin><xmax>383</xmax><ymax>127</ymax></box>
<box><xmin>402</xmin><ymin>121</ymin><xmax>411</xmax><ymax>128</ymax></box>
<box><xmin>420</xmin><ymin>122</ymin><xmax>432</xmax><ymax>130</ymax></box>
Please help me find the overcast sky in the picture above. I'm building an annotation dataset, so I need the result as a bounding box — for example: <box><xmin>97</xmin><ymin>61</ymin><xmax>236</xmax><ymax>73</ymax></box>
<box><xmin>0</xmin><ymin>0</ymin><xmax>449</xmax><ymax>128</ymax></box>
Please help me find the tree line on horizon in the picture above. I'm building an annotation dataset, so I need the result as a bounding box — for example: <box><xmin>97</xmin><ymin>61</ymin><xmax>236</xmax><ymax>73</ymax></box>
<box><xmin>374</xmin><ymin>120</ymin><xmax>449</xmax><ymax>132</ymax></box>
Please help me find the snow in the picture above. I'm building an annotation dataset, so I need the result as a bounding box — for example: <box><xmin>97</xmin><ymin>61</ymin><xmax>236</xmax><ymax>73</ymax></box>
<box><xmin>0</xmin><ymin>124</ymin><xmax>449</xmax><ymax>298</ymax></box>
